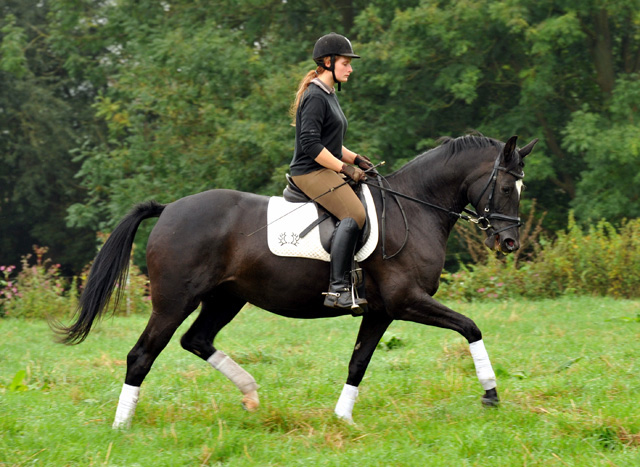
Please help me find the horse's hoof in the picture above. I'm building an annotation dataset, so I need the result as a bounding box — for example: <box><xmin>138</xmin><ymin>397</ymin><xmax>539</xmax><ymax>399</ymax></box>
<box><xmin>335</xmin><ymin>413</ymin><xmax>356</xmax><ymax>425</ymax></box>
<box><xmin>242</xmin><ymin>391</ymin><xmax>260</xmax><ymax>412</ymax></box>
<box><xmin>481</xmin><ymin>388</ymin><xmax>500</xmax><ymax>407</ymax></box>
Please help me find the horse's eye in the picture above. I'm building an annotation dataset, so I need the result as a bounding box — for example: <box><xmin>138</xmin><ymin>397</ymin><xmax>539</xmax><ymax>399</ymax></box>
<box><xmin>501</xmin><ymin>186</ymin><xmax>511</xmax><ymax>195</ymax></box>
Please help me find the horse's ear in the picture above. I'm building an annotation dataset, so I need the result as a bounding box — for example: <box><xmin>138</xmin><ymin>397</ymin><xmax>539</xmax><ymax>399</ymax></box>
<box><xmin>502</xmin><ymin>135</ymin><xmax>518</xmax><ymax>163</ymax></box>
<box><xmin>518</xmin><ymin>138</ymin><xmax>539</xmax><ymax>158</ymax></box>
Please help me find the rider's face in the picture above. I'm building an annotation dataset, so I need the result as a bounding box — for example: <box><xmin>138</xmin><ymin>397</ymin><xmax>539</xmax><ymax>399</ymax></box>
<box><xmin>324</xmin><ymin>56</ymin><xmax>353</xmax><ymax>83</ymax></box>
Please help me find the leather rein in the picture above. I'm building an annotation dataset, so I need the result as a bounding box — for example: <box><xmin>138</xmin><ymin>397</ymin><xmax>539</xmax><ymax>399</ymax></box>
<box><xmin>364</xmin><ymin>151</ymin><xmax>524</xmax><ymax>259</ymax></box>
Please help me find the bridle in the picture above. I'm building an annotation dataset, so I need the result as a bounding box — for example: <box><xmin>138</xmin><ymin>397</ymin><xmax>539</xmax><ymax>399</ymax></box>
<box><xmin>465</xmin><ymin>151</ymin><xmax>524</xmax><ymax>236</ymax></box>
<box><xmin>365</xmin><ymin>149</ymin><xmax>525</xmax><ymax>259</ymax></box>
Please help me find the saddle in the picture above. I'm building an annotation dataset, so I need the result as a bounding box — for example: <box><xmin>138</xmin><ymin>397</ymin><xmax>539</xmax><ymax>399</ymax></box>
<box><xmin>282</xmin><ymin>174</ymin><xmax>372</xmax><ymax>253</ymax></box>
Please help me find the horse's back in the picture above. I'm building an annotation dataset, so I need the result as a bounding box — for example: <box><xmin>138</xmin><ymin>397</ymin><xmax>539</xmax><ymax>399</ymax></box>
<box><xmin>146</xmin><ymin>189</ymin><xmax>268</xmax><ymax>276</ymax></box>
<box><xmin>152</xmin><ymin>189</ymin><xmax>267</xmax><ymax>235</ymax></box>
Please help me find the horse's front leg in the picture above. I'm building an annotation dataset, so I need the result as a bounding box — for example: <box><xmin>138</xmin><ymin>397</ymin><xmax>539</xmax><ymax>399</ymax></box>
<box><xmin>392</xmin><ymin>293</ymin><xmax>499</xmax><ymax>406</ymax></box>
<box><xmin>336</xmin><ymin>312</ymin><xmax>393</xmax><ymax>423</ymax></box>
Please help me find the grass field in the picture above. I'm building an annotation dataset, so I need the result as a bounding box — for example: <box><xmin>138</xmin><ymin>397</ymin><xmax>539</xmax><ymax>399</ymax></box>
<box><xmin>1</xmin><ymin>296</ymin><xmax>640</xmax><ymax>466</ymax></box>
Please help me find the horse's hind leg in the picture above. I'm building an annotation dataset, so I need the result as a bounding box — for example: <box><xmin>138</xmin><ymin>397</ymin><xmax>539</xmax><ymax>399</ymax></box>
<box><xmin>113</xmin><ymin>302</ymin><xmax>195</xmax><ymax>429</ymax></box>
<box><xmin>180</xmin><ymin>293</ymin><xmax>259</xmax><ymax>411</ymax></box>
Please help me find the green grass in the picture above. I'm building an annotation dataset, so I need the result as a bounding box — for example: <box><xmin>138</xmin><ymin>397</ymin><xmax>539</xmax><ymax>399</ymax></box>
<box><xmin>1</xmin><ymin>296</ymin><xmax>640</xmax><ymax>466</ymax></box>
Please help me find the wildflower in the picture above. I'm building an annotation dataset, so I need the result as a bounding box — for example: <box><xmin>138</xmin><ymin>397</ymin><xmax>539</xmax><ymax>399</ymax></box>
<box><xmin>477</xmin><ymin>288</ymin><xmax>486</xmax><ymax>293</ymax></box>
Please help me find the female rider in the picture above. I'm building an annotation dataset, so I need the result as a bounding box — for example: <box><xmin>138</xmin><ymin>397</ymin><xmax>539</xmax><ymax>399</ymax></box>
<box><xmin>289</xmin><ymin>33</ymin><xmax>374</xmax><ymax>314</ymax></box>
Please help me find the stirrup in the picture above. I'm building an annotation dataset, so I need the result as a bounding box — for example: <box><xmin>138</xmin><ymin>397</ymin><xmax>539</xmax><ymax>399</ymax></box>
<box><xmin>322</xmin><ymin>284</ymin><xmax>367</xmax><ymax>316</ymax></box>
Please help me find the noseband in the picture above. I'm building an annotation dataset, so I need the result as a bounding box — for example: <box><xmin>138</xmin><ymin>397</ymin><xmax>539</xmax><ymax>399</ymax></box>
<box><xmin>466</xmin><ymin>152</ymin><xmax>524</xmax><ymax>236</ymax></box>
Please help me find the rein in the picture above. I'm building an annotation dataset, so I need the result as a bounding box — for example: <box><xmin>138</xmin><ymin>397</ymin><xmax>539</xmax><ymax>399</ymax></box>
<box><xmin>365</xmin><ymin>151</ymin><xmax>524</xmax><ymax>258</ymax></box>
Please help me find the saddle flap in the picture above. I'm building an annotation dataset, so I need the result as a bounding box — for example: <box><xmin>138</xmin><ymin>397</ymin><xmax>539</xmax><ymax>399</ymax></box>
<box><xmin>267</xmin><ymin>184</ymin><xmax>379</xmax><ymax>263</ymax></box>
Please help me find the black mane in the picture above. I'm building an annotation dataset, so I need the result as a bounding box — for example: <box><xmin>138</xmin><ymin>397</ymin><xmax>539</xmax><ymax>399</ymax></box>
<box><xmin>396</xmin><ymin>134</ymin><xmax>503</xmax><ymax>175</ymax></box>
<box><xmin>437</xmin><ymin>134</ymin><xmax>502</xmax><ymax>159</ymax></box>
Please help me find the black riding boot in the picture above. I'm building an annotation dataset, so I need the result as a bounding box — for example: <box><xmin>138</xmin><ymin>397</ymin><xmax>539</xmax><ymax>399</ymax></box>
<box><xmin>323</xmin><ymin>218</ymin><xmax>368</xmax><ymax>315</ymax></box>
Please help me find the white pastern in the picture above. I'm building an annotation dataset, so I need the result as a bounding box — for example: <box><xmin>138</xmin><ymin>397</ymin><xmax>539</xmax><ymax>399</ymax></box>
<box><xmin>334</xmin><ymin>384</ymin><xmax>358</xmax><ymax>423</ymax></box>
<box><xmin>112</xmin><ymin>383</ymin><xmax>140</xmax><ymax>429</ymax></box>
<box><xmin>469</xmin><ymin>339</ymin><xmax>497</xmax><ymax>391</ymax></box>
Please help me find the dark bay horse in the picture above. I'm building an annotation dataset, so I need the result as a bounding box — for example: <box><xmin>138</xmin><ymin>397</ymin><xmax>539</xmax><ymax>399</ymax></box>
<box><xmin>57</xmin><ymin>134</ymin><xmax>537</xmax><ymax>428</ymax></box>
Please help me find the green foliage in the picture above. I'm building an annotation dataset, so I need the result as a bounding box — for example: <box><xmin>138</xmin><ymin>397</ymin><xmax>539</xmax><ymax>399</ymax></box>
<box><xmin>7</xmin><ymin>370</ymin><xmax>28</xmax><ymax>392</ymax></box>
<box><xmin>2</xmin><ymin>246</ymin><xmax>74</xmax><ymax>320</ymax></box>
<box><xmin>0</xmin><ymin>245</ymin><xmax>151</xmax><ymax>320</ymax></box>
<box><xmin>377</xmin><ymin>334</ymin><xmax>406</xmax><ymax>351</ymax></box>
<box><xmin>564</xmin><ymin>75</ymin><xmax>640</xmax><ymax>222</ymax></box>
<box><xmin>0</xmin><ymin>265</ymin><xmax>18</xmax><ymax>316</ymax></box>
<box><xmin>4</xmin><ymin>0</ymin><xmax>640</xmax><ymax>275</ymax></box>
<box><xmin>439</xmin><ymin>214</ymin><xmax>640</xmax><ymax>301</ymax></box>
<box><xmin>0</xmin><ymin>1</ymin><xmax>101</xmax><ymax>272</ymax></box>
<box><xmin>0</xmin><ymin>14</ymin><xmax>29</xmax><ymax>77</ymax></box>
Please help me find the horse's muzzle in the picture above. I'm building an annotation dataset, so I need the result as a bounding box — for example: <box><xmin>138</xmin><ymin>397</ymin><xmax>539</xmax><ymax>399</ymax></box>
<box><xmin>484</xmin><ymin>234</ymin><xmax>520</xmax><ymax>253</ymax></box>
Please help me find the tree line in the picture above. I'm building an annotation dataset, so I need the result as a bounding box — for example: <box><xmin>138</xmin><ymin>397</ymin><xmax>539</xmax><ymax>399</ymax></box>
<box><xmin>1</xmin><ymin>0</ymin><xmax>639</xmax><ymax>273</ymax></box>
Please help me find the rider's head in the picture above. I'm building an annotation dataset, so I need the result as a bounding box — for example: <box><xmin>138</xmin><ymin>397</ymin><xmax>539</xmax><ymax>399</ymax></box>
<box><xmin>312</xmin><ymin>33</ymin><xmax>360</xmax><ymax>91</ymax></box>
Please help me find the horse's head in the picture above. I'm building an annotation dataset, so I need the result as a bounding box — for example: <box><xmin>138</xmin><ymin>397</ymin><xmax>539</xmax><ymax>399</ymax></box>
<box><xmin>468</xmin><ymin>135</ymin><xmax>538</xmax><ymax>253</ymax></box>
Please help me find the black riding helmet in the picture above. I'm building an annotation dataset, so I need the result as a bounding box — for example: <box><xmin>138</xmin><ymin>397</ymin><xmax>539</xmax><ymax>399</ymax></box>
<box><xmin>313</xmin><ymin>33</ymin><xmax>360</xmax><ymax>91</ymax></box>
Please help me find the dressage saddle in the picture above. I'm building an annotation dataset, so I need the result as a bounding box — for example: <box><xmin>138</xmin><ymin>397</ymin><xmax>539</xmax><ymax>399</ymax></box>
<box><xmin>282</xmin><ymin>174</ymin><xmax>372</xmax><ymax>254</ymax></box>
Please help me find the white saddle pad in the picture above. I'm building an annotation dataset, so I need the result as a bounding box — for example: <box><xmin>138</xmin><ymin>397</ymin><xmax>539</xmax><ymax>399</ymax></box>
<box><xmin>267</xmin><ymin>185</ymin><xmax>379</xmax><ymax>262</ymax></box>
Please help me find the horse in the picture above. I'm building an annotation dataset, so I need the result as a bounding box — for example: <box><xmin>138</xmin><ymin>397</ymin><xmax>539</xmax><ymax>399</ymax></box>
<box><xmin>56</xmin><ymin>134</ymin><xmax>537</xmax><ymax>428</ymax></box>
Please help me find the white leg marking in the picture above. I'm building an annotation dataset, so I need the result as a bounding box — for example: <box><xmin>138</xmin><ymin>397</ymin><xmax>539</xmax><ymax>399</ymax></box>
<box><xmin>208</xmin><ymin>350</ymin><xmax>259</xmax><ymax>410</ymax></box>
<box><xmin>335</xmin><ymin>384</ymin><xmax>358</xmax><ymax>422</ymax></box>
<box><xmin>469</xmin><ymin>339</ymin><xmax>497</xmax><ymax>390</ymax></box>
<box><xmin>112</xmin><ymin>383</ymin><xmax>140</xmax><ymax>429</ymax></box>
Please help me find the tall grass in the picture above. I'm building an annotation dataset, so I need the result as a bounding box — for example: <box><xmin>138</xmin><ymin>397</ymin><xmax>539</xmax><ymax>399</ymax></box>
<box><xmin>1</xmin><ymin>297</ymin><xmax>640</xmax><ymax>466</ymax></box>
<box><xmin>0</xmin><ymin>246</ymin><xmax>149</xmax><ymax>320</ymax></box>
<box><xmin>440</xmin><ymin>214</ymin><xmax>640</xmax><ymax>301</ymax></box>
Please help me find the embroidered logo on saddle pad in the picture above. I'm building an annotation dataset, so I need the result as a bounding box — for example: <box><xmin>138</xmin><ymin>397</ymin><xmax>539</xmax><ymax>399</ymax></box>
<box><xmin>267</xmin><ymin>185</ymin><xmax>379</xmax><ymax>262</ymax></box>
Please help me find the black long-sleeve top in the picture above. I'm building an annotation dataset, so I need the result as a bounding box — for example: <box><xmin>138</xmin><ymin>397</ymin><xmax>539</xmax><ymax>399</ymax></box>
<box><xmin>290</xmin><ymin>80</ymin><xmax>348</xmax><ymax>176</ymax></box>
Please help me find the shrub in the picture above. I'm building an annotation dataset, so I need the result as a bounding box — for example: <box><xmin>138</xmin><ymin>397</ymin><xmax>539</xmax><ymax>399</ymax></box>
<box><xmin>2</xmin><ymin>247</ymin><xmax>71</xmax><ymax>319</ymax></box>
<box><xmin>2</xmin><ymin>245</ymin><xmax>151</xmax><ymax>320</ymax></box>
<box><xmin>438</xmin><ymin>214</ymin><xmax>640</xmax><ymax>301</ymax></box>
<box><xmin>0</xmin><ymin>264</ymin><xmax>19</xmax><ymax>316</ymax></box>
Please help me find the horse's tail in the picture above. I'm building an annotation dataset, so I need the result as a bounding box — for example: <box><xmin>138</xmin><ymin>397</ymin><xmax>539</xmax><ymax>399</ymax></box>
<box><xmin>54</xmin><ymin>200</ymin><xmax>166</xmax><ymax>345</ymax></box>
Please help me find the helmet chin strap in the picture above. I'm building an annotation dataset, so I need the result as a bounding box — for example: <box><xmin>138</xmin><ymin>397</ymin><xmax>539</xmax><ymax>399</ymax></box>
<box><xmin>320</xmin><ymin>55</ymin><xmax>341</xmax><ymax>91</ymax></box>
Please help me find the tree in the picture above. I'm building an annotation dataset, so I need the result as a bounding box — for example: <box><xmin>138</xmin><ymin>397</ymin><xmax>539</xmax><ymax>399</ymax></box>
<box><xmin>4</xmin><ymin>0</ymin><xmax>639</xmax><ymax>275</ymax></box>
<box><xmin>564</xmin><ymin>76</ymin><xmax>640</xmax><ymax>220</ymax></box>
<box><xmin>347</xmin><ymin>0</ymin><xmax>640</xmax><ymax>229</ymax></box>
<box><xmin>0</xmin><ymin>2</ymin><xmax>100</xmax><ymax>272</ymax></box>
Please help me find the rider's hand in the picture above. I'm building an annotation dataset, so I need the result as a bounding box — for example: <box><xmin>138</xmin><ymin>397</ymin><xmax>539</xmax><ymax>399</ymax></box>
<box><xmin>354</xmin><ymin>154</ymin><xmax>375</xmax><ymax>172</ymax></box>
<box><xmin>340</xmin><ymin>163</ymin><xmax>366</xmax><ymax>183</ymax></box>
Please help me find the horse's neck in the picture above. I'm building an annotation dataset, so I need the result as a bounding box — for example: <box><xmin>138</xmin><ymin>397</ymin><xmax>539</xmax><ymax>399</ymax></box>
<box><xmin>389</xmin><ymin>155</ymin><xmax>471</xmax><ymax>213</ymax></box>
